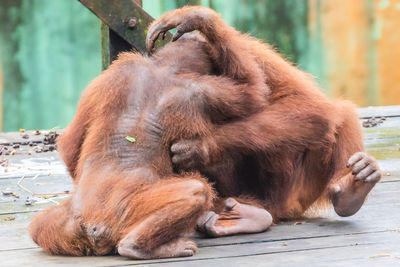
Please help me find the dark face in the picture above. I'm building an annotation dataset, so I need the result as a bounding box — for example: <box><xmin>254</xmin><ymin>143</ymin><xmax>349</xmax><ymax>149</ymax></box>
<box><xmin>84</xmin><ymin>223</ymin><xmax>115</xmax><ymax>255</ymax></box>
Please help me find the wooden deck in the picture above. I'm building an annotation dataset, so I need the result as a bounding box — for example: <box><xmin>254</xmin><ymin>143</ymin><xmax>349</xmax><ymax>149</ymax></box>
<box><xmin>0</xmin><ymin>106</ymin><xmax>399</xmax><ymax>266</ymax></box>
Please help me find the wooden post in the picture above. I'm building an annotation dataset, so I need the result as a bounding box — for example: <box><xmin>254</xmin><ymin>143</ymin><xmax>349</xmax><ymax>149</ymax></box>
<box><xmin>100</xmin><ymin>0</ymin><xmax>141</xmax><ymax>70</ymax></box>
<box><xmin>79</xmin><ymin>0</ymin><xmax>171</xmax><ymax>70</ymax></box>
<box><xmin>101</xmin><ymin>22</ymin><xmax>134</xmax><ymax>70</ymax></box>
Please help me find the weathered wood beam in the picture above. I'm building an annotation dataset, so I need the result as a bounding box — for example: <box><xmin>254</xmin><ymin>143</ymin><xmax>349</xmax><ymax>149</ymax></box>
<box><xmin>100</xmin><ymin>21</ymin><xmax>111</xmax><ymax>70</ymax></box>
<box><xmin>79</xmin><ymin>0</ymin><xmax>171</xmax><ymax>69</ymax></box>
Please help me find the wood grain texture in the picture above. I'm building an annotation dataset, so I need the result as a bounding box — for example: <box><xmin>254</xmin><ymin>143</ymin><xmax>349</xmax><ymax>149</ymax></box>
<box><xmin>0</xmin><ymin>106</ymin><xmax>399</xmax><ymax>265</ymax></box>
<box><xmin>79</xmin><ymin>0</ymin><xmax>171</xmax><ymax>53</ymax></box>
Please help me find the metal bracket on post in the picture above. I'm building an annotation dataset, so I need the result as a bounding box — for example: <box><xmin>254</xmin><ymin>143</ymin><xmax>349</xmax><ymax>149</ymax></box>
<box><xmin>78</xmin><ymin>0</ymin><xmax>171</xmax><ymax>69</ymax></box>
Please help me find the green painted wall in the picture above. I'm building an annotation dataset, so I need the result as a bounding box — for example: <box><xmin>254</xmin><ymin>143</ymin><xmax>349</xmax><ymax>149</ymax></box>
<box><xmin>1</xmin><ymin>0</ymin><xmax>398</xmax><ymax>131</ymax></box>
<box><xmin>0</xmin><ymin>0</ymin><xmax>101</xmax><ymax>132</ymax></box>
<box><xmin>0</xmin><ymin>0</ymin><xmax>310</xmax><ymax>132</ymax></box>
<box><xmin>144</xmin><ymin>0</ymin><xmax>309</xmax><ymax>65</ymax></box>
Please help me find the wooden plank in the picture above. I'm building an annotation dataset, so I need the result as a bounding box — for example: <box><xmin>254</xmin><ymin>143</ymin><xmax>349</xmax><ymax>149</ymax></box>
<box><xmin>357</xmin><ymin>105</ymin><xmax>400</xmax><ymax>118</ymax></box>
<box><xmin>79</xmin><ymin>0</ymin><xmax>171</xmax><ymax>53</ymax></box>
<box><xmin>0</xmin><ymin>222</ymin><xmax>37</xmax><ymax>251</ymax></box>
<box><xmin>1</xmin><ymin>180</ymin><xmax>398</xmax><ymax>252</ymax></box>
<box><xmin>149</xmin><ymin>232</ymin><xmax>400</xmax><ymax>266</ymax></box>
<box><xmin>100</xmin><ymin>21</ymin><xmax>111</xmax><ymax>70</ymax></box>
<box><xmin>0</xmin><ymin>129</ymin><xmax>62</xmax><ymax>145</ymax></box>
<box><xmin>94</xmin><ymin>0</ymin><xmax>156</xmax><ymax>69</ymax></box>
<box><xmin>0</xmin><ymin>153</ymin><xmax>67</xmax><ymax>179</ymax></box>
<box><xmin>0</xmin><ymin>174</ymin><xmax>71</xmax><ymax>214</ymax></box>
<box><xmin>361</xmin><ymin>116</ymin><xmax>400</xmax><ymax>178</ymax></box>
<box><xmin>0</xmin><ymin>106</ymin><xmax>399</xmax><ymax>265</ymax></box>
<box><xmin>101</xmin><ymin>0</ymin><xmax>143</xmax><ymax>68</ymax></box>
<box><xmin>149</xmin><ymin>236</ymin><xmax>400</xmax><ymax>266</ymax></box>
<box><xmin>0</xmin><ymin>231</ymin><xmax>398</xmax><ymax>266</ymax></box>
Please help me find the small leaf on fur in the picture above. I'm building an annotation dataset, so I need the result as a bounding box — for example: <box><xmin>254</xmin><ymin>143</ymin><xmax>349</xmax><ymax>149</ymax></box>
<box><xmin>125</xmin><ymin>136</ymin><xmax>136</xmax><ymax>143</ymax></box>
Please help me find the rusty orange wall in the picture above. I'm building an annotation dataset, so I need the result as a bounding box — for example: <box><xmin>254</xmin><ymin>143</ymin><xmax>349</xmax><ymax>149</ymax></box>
<box><xmin>1</xmin><ymin>0</ymin><xmax>398</xmax><ymax>132</ymax></box>
<box><xmin>375</xmin><ymin>0</ymin><xmax>400</xmax><ymax>105</ymax></box>
<box><xmin>309</xmin><ymin>0</ymin><xmax>400</xmax><ymax>106</ymax></box>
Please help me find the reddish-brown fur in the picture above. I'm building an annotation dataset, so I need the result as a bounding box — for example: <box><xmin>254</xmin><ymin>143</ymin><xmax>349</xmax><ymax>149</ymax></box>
<box><xmin>29</xmin><ymin>22</ymin><xmax>267</xmax><ymax>256</ymax></box>
<box><xmin>147</xmin><ymin>7</ymin><xmax>380</xmax><ymax>222</ymax></box>
<box><xmin>30</xmin><ymin>6</ymin><xmax>380</xmax><ymax>258</ymax></box>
